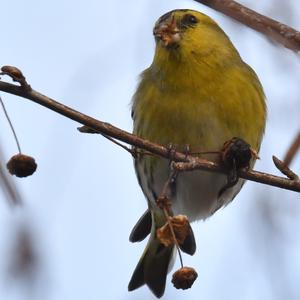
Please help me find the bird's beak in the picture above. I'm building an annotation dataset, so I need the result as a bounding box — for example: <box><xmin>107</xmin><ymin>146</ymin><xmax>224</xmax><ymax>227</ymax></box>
<box><xmin>153</xmin><ymin>15</ymin><xmax>180</xmax><ymax>48</ymax></box>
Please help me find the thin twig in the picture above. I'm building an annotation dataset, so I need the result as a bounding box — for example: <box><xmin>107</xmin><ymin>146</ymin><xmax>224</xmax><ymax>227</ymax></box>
<box><xmin>101</xmin><ymin>134</ymin><xmax>135</xmax><ymax>156</ymax></box>
<box><xmin>189</xmin><ymin>151</ymin><xmax>220</xmax><ymax>156</ymax></box>
<box><xmin>78</xmin><ymin>124</ymin><xmax>135</xmax><ymax>156</ymax></box>
<box><xmin>0</xmin><ymin>96</ymin><xmax>22</xmax><ymax>153</ymax></box>
<box><xmin>283</xmin><ymin>132</ymin><xmax>300</xmax><ymax>167</ymax></box>
<box><xmin>156</xmin><ymin>166</ymin><xmax>184</xmax><ymax>268</ymax></box>
<box><xmin>194</xmin><ymin>0</ymin><xmax>300</xmax><ymax>52</ymax></box>
<box><xmin>273</xmin><ymin>156</ymin><xmax>299</xmax><ymax>180</ymax></box>
<box><xmin>0</xmin><ymin>80</ymin><xmax>300</xmax><ymax>193</ymax></box>
<box><xmin>163</xmin><ymin>208</ymin><xmax>184</xmax><ymax>269</ymax></box>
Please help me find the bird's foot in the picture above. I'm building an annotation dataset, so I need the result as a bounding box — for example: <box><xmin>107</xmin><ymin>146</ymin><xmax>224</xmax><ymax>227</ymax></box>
<box><xmin>183</xmin><ymin>144</ymin><xmax>191</xmax><ymax>160</ymax></box>
<box><xmin>218</xmin><ymin>137</ymin><xmax>255</xmax><ymax>197</ymax></box>
<box><xmin>166</xmin><ymin>143</ymin><xmax>177</xmax><ymax>161</ymax></box>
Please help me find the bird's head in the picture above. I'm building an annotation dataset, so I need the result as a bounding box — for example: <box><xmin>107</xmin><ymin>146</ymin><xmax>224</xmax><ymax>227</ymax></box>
<box><xmin>152</xmin><ymin>9</ymin><xmax>239</xmax><ymax>65</ymax></box>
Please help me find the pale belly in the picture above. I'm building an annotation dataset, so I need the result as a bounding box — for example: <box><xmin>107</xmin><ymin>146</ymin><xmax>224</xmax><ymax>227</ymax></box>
<box><xmin>135</xmin><ymin>157</ymin><xmax>244</xmax><ymax>222</ymax></box>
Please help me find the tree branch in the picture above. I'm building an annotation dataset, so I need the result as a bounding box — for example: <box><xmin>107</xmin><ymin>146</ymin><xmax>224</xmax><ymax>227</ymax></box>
<box><xmin>194</xmin><ymin>0</ymin><xmax>300</xmax><ymax>52</ymax></box>
<box><xmin>0</xmin><ymin>80</ymin><xmax>299</xmax><ymax>193</ymax></box>
<box><xmin>174</xmin><ymin>160</ymin><xmax>300</xmax><ymax>193</ymax></box>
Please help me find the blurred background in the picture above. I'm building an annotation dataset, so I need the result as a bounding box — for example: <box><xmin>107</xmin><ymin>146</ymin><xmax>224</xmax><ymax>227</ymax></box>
<box><xmin>0</xmin><ymin>0</ymin><xmax>300</xmax><ymax>299</ymax></box>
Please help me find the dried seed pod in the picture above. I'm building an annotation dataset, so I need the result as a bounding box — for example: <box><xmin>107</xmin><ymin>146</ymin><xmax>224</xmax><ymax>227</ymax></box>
<box><xmin>172</xmin><ymin>267</ymin><xmax>198</xmax><ymax>290</ymax></box>
<box><xmin>7</xmin><ymin>154</ymin><xmax>37</xmax><ymax>178</ymax></box>
<box><xmin>155</xmin><ymin>195</ymin><xmax>172</xmax><ymax>210</ymax></box>
<box><xmin>157</xmin><ymin>215</ymin><xmax>191</xmax><ymax>247</ymax></box>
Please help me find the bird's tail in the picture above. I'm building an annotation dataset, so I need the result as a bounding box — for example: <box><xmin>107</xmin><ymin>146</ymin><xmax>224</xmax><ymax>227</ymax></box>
<box><xmin>128</xmin><ymin>209</ymin><xmax>175</xmax><ymax>298</ymax></box>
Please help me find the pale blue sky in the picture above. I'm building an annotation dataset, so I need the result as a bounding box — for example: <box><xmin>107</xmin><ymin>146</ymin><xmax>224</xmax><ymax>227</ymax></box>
<box><xmin>1</xmin><ymin>1</ymin><xmax>300</xmax><ymax>300</ymax></box>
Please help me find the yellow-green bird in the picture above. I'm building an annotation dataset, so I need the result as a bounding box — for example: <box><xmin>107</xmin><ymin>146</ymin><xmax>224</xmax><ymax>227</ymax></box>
<box><xmin>129</xmin><ymin>9</ymin><xmax>266</xmax><ymax>298</ymax></box>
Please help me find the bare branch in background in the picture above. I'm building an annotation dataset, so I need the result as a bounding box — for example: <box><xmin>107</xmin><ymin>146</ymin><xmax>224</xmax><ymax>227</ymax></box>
<box><xmin>8</xmin><ymin>226</ymin><xmax>38</xmax><ymax>280</ymax></box>
<box><xmin>193</xmin><ymin>0</ymin><xmax>300</xmax><ymax>51</ymax></box>
<box><xmin>6</xmin><ymin>223</ymin><xmax>42</xmax><ymax>300</ymax></box>
<box><xmin>283</xmin><ymin>132</ymin><xmax>300</xmax><ymax>167</ymax></box>
<box><xmin>0</xmin><ymin>147</ymin><xmax>22</xmax><ymax>206</ymax></box>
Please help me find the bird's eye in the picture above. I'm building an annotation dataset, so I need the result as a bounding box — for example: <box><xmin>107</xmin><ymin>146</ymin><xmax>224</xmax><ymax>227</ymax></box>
<box><xmin>181</xmin><ymin>14</ymin><xmax>198</xmax><ymax>27</ymax></box>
